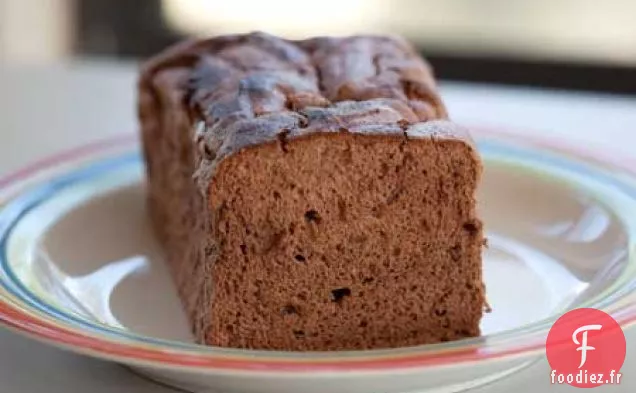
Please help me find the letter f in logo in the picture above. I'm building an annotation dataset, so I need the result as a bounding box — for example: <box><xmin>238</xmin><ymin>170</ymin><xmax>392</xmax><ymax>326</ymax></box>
<box><xmin>572</xmin><ymin>324</ymin><xmax>603</xmax><ymax>368</ymax></box>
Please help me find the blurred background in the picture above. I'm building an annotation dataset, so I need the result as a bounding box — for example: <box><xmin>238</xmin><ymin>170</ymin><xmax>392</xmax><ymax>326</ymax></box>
<box><xmin>0</xmin><ymin>0</ymin><xmax>635</xmax><ymax>93</ymax></box>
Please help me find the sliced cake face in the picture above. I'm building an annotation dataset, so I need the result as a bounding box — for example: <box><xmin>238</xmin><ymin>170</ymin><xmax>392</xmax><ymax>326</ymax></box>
<box><xmin>138</xmin><ymin>32</ymin><xmax>485</xmax><ymax>351</ymax></box>
<box><xmin>209</xmin><ymin>130</ymin><xmax>483</xmax><ymax>350</ymax></box>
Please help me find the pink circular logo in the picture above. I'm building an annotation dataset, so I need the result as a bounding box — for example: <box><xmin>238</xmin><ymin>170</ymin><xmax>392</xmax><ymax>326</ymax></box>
<box><xmin>546</xmin><ymin>308</ymin><xmax>626</xmax><ymax>388</ymax></box>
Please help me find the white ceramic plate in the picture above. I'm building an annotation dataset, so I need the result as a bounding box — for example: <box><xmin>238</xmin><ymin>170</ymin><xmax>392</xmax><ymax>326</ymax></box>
<box><xmin>0</xmin><ymin>132</ymin><xmax>635</xmax><ymax>393</ymax></box>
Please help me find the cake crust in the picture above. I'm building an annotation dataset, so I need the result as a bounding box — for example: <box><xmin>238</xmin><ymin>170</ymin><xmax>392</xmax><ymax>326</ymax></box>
<box><xmin>138</xmin><ymin>32</ymin><xmax>485</xmax><ymax>350</ymax></box>
<box><xmin>139</xmin><ymin>32</ymin><xmax>451</xmax><ymax>164</ymax></box>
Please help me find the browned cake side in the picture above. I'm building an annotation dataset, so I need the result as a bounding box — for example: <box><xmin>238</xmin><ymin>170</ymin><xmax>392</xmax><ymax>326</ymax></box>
<box><xmin>138</xmin><ymin>32</ymin><xmax>485</xmax><ymax>351</ymax></box>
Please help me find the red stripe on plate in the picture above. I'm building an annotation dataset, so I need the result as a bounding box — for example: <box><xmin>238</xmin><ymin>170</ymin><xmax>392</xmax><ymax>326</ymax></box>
<box><xmin>0</xmin><ymin>300</ymin><xmax>549</xmax><ymax>371</ymax></box>
<box><xmin>0</xmin><ymin>134</ymin><xmax>135</xmax><ymax>190</ymax></box>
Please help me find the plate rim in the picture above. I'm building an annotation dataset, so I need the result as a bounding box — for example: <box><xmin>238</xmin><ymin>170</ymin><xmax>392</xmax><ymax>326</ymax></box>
<box><xmin>0</xmin><ymin>130</ymin><xmax>635</xmax><ymax>373</ymax></box>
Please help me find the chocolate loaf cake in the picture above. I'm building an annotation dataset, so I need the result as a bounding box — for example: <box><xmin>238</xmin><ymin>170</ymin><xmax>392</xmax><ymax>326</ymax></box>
<box><xmin>138</xmin><ymin>32</ymin><xmax>485</xmax><ymax>351</ymax></box>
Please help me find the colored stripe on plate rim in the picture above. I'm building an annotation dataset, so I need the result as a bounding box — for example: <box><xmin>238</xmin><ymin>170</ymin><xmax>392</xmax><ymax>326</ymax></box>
<box><xmin>0</xmin><ymin>130</ymin><xmax>635</xmax><ymax>372</ymax></box>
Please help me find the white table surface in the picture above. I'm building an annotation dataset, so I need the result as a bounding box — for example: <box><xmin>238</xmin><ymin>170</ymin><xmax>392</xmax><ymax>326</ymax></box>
<box><xmin>0</xmin><ymin>60</ymin><xmax>635</xmax><ymax>392</ymax></box>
